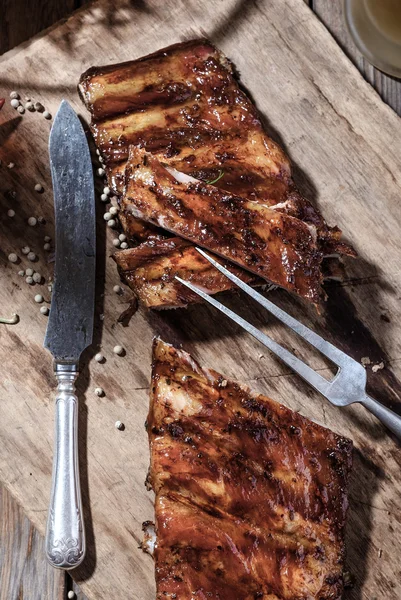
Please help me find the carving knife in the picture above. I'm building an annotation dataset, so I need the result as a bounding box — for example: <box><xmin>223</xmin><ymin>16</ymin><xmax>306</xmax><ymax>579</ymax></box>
<box><xmin>44</xmin><ymin>100</ymin><xmax>96</xmax><ymax>569</ymax></box>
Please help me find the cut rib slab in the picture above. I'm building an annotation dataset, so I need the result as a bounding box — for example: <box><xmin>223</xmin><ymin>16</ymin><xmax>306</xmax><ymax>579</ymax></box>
<box><xmin>121</xmin><ymin>148</ymin><xmax>324</xmax><ymax>304</ymax></box>
<box><xmin>147</xmin><ymin>339</ymin><xmax>353</xmax><ymax>600</ymax></box>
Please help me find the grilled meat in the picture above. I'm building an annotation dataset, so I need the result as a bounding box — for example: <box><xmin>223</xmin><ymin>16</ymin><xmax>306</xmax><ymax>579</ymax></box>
<box><xmin>113</xmin><ymin>237</ymin><xmax>260</xmax><ymax>309</ymax></box>
<box><xmin>79</xmin><ymin>39</ymin><xmax>355</xmax><ymax>307</ymax></box>
<box><xmin>121</xmin><ymin>148</ymin><xmax>324</xmax><ymax>304</ymax></box>
<box><xmin>147</xmin><ymin>338</ymin><xmax>353</xmax><ymax>600</ymax></box>
<box><xmin>78</xmin><ymin>39</ymin><xmax>354</xmax><ymax>254</ymax></box>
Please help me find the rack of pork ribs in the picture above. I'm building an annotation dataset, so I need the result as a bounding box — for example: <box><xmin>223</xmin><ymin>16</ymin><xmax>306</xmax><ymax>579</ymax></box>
<box><xmin>79</xmin><ymin>39</ymin><xmax>355</xmax><ymax>310</ymax></box>
<box><xmin>143</xmin><ymin>338</ymin><xmax>353</xmax><ymax>599</ymax></box>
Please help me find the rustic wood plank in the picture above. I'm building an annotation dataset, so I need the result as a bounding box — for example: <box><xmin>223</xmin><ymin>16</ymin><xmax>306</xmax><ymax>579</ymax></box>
<box><xmin>0</xmin><ymin>483</ymin><xmax>65</xmax><ymax>600</ymax></box>
<box><xmin>0</xmin><ymin>1</ymin><xmax>400</xmax><ymax>599</ymax></box>
<box><xmin>312</xmin><ymin>0</ymin><xmax>401</xmax><ymax>116</ymax></box>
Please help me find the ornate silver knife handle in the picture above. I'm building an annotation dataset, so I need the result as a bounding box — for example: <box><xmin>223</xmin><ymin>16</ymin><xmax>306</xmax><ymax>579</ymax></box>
<box><xmin>45</xmin><ymin>362</ymin><xmax>85</xmax><ymax>569</ymax></box>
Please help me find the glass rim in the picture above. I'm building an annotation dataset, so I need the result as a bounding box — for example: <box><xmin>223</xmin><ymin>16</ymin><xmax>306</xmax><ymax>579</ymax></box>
<box><xmin>343</xmin><ymin>0</ymin><xmax>401</xmax><ymax>79</ymax></box>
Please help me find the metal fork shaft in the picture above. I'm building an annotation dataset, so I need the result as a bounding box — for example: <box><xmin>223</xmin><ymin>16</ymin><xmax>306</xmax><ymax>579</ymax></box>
<box><xmin>361</xmin><ymin>394</ymin><xmax>401</xmax><ymax>439</ymax></box>
<box><xmin>176</xmin><ymin>276</ymin><xmax>331</xmax><ymax>396</ymax></box>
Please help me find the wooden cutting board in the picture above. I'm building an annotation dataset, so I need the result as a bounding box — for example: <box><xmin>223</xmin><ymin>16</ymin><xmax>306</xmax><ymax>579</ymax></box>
<box><xmin>0</xmin><ymin>1</ymin><xmax>400</xmax><ymax>598</ymax></box>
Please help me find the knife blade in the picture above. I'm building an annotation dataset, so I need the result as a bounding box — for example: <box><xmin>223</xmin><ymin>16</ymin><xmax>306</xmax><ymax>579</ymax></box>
<box><xmin>44</xmin><ymin>100</ymin><xmax>95</xmax><ymax>570</ymax></box>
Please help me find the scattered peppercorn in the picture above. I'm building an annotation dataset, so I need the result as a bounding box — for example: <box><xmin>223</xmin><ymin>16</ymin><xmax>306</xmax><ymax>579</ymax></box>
<box><xmin>34</xmin><ymin>183</ymin><xmax>44</xmax><ymax>193</ymax></box>
<box><xmin>10</xmin><ymin>91</ymin><xmax>19</xmax><ymax>100</ymax></box>
<box><xmin>113</xmin><ymin>285</ymin><xmax>122</xmax><ymax>294</ymax></box>
<box><xmin>115</xmin><ymin>421</ymin><xmax>125</xmax><ymax>431</ymax></box>
<box><xmin>43</xmin><ymin>111</ymin><xmax>52</xmax><ymax>120</ymax></box>
<box><xmin>94</xmin><ymin>352</ymin><xmax>105</xmax><ymax>363</ymax></box>
<box><xmin>120</xmin><ymin>242</ymin><xmax>128</xmax><ymax>249</ymax></box>
<box><xmin>26</xmin><ymin>268</ymin><xmax>34</xmax><ymax>276</ymax></box>
<box><xmin>27</xmin><ymin>252</ymin><xmax>36</xmax><ymax>261</ymax></box>
<box><xmin>7</xmin><ymin>209</ymin><xmax>15</xmax><ymax>217</ymax></box>
<box><xmin>113</xmin><ymin>345</ymin><xmax>124</xmax><ymax>355</ymax></box>
<box><xmin>33</xmin><ymin>273</ymin><xmax>42</xmax><ymax>283</ymax></box>
<box><xmin>17</xmin><ymin>106</ymin><xmax>25</xmax><ymax>114</ymax></box>
<box><xmin>10</xmin><ymin>99</ymin><xmax>20</xmax><ymax>108</ymax></box>
<box><xmin>40</xmin><ymin>306</ymin><xmax>49</xmax><ymax>315</ymax></box>
<box><xmin>34</xmin><ymin>294</ymin><xmax>43</xmax><ymax>303</ymax></box>
<box><xmin>8</xmin><ymin>253</ymin><xmax>18</xmax><ymax>263</ymax></box>
<box><xmin>94</xmin><ymin>387</ymin><xmax>104</xmax><ymax>397</ymax></box>
<box><xmin>28</xmin><ymin>217</ymin><xmax>37</xmax><ymax>226</ymax></box>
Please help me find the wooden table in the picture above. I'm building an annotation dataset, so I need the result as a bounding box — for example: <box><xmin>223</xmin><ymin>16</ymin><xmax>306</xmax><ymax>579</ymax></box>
<box><xmin>0</xmin><ymin>1</ymin><xmax>400</xmax><ymax>599</ymax></box>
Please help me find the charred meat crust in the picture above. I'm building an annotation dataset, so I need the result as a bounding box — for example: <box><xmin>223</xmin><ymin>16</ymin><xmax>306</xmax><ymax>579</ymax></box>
<box><xmin>113</xmin><ymin>237</ymin><xmax>260</xmax><ymax>309</ymax></box>
<box><xmin>148</xmin><ymin>338</ymin><xmax>353</xmax><ymax>600</ymax></box>
<box><xmin>121</xmin><ymin>148</ymin><xmax>324</xmax><ymax>304</ymax></box>
<box><xmin>78</xmin><ymin>38</ymin><xmax>356</xmax><ymax>308</ymax></box>
<box><xmin>78</xmin><ymin>38</ymin><xmax>354</xmax><ymax>253</ymax></box>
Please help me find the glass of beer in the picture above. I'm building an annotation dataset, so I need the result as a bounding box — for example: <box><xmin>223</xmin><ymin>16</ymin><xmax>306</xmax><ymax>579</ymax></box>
<box><xmin>344</xmin><ymin>0</ymin><xmax>401</xmax><ymax>77</ymax></box>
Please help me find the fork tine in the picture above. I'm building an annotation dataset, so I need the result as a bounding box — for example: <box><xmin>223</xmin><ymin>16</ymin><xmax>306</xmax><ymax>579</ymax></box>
<box><xmin>195</xmin><ymin>247</ymin><xmax>351</xmax><ymax>369</ymax></box>
<box><xmin>175</xmin><ymin>276</ymin><xmax>332</xmax><ymax>397</ymax></box>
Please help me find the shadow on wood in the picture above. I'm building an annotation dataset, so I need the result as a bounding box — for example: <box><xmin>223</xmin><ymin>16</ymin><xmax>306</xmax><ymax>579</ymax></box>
<box><xmin>345</xmin><ymin>448</ymin><xmax>384</xmax><ymax>600</ymax></box>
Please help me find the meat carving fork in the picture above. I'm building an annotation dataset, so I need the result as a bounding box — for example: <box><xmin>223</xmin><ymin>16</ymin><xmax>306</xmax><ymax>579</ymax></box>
<box><xmin>176</xmin><ymin>248</ymin><xmax>401</xmax><ymax>440</ymax></box>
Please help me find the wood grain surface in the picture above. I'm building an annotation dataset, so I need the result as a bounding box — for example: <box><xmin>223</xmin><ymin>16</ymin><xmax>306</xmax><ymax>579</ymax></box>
<box><xmin>0</xmin><ymin>485</ymin><xmax>64</xmax><ymax>600</ymax></box>
<box><xmin>0</xmin><ymin>1</ymin><xmax>400</xmax><ymax>599</ymax></box>
<box><xmin>311</xmin><ymin>0</ymin><xmax>401</xmax><ymax>116</ymax></box>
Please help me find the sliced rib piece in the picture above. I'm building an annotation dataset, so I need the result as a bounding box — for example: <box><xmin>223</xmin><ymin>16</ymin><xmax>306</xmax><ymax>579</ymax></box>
<box><xmin>113</xmin><ymin>237</ymin><xmax>260</xmax><ymax>309</ymax></box>
<box><xmin>121</xmin><ymin>148</ymin><xmax>324</xmax><ymax>304</ymax></box>
<box><xmin>78</xmin><ymin>39</ymin><xmax>354</xmax><ymax>258</ymax></box>
<box><xmin>147</xmin><ymin>338</ymin><xmax>353</xmax><ymax>600</ymax></box>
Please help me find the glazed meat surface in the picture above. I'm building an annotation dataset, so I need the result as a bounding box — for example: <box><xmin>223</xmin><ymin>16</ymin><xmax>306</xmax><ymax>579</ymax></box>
<box><xmin>147</xmin><ymin>339</ymin><xmax>353</xmax><ymax>599</ymax></box>
<box><xmin>113</xmin><ymin>237</ymin><xmax>260</xmax><ymax>309</ymax></box>
<box><xmin>121</xmin><ymin>148</ymin><xmax>324</xmax><ymax>304</ymax></box>
<box><xmin>79</xmin><ymin>39</ymin><xmax>355</xmax><ymax>307</ymax></box>
<box><xmin>78</xmin><ymin>39</ymin><xmax>352</xmax><ymax>252</ymax></box>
